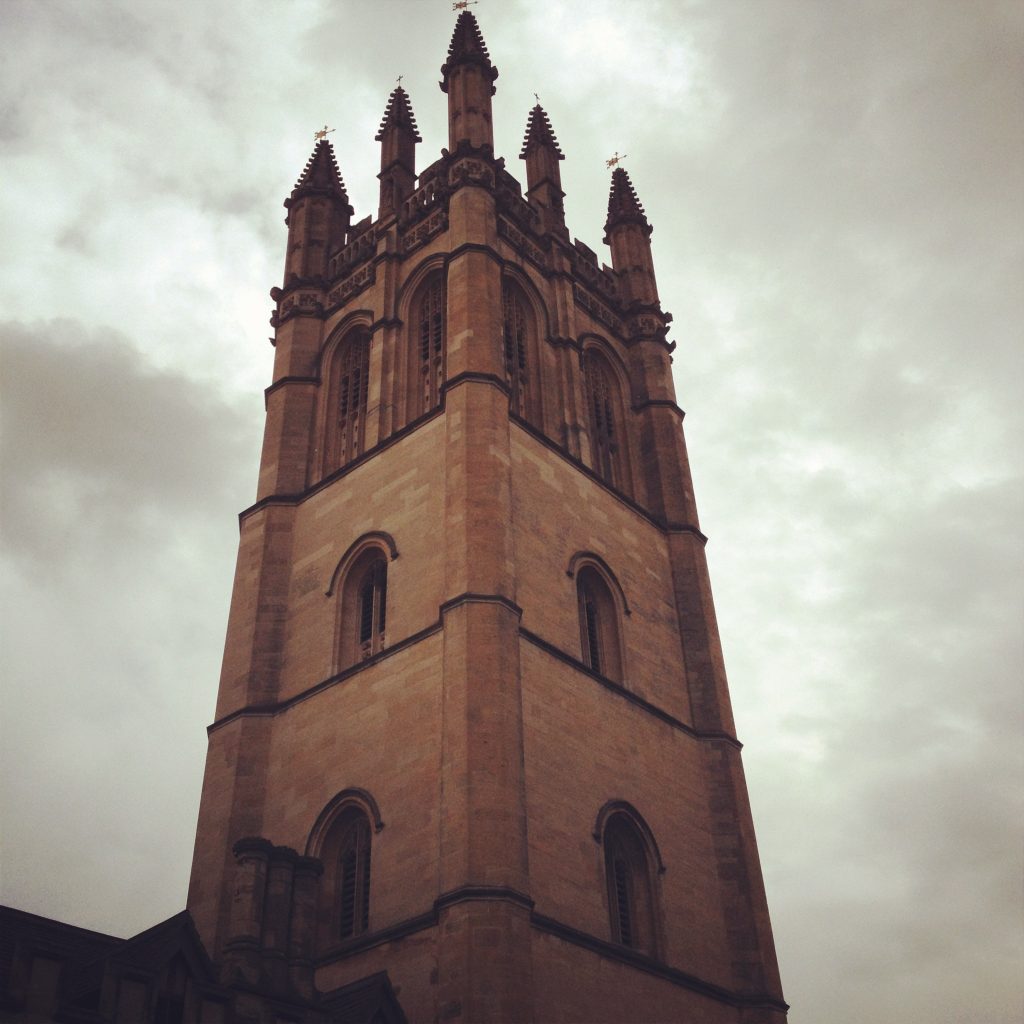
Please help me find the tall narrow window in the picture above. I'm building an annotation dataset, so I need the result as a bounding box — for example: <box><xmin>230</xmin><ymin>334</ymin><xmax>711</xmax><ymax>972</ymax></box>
<box><xmin>416</xmin><ymin>276</ymin><xmax>445</xmax><ymax>415</ymax></box>
<box><xmin>502</xmin><ymin>285</ymin><xmax>529</xmax><ymax>417</ymax></box>
<box><xmin>356</xmin><ymin>557</ymin><xmax>387</xmax><ymax>660</ymax></box>
<box><xmin>582</xmin><ymin>349</ymin><xmax>623</xmax><ymax>489</ymax></box>
<box><xmin>577</xmin><ymin>565</ymin><xmax>623</xmax><ymax>682</ymax></box>
<box><xmin>603</xmin><ymin>815</ymin><xmax>656</xmax><ymax>954</ymax></box>
<box><xmin>336</xmin><ymin>811</ymin><xmax>371</xmax><ymax>939</ymax></box>
<box><xmin>334</xmin><ymin>330</ymin><xmax>371</xmax><ymax>467</ymax></box>
<box><xmin>336</xmin><ymin>543</ymin><xmax>393</xmax><ymax>670</ymax></box>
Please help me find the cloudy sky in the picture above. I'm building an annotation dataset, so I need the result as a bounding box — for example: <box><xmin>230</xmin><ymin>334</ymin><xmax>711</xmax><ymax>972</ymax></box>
<box><xmin>1</xmin><ymin>1</ymin><xmax>1021</xmax><ymax>1020</ymax></box>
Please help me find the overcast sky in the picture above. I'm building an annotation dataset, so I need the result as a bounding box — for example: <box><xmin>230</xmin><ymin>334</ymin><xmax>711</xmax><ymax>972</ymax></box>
<box><xmin>1</xmin><ymin>2</ymin><xmax>1022</xmax><ymax>1021</ymax></box>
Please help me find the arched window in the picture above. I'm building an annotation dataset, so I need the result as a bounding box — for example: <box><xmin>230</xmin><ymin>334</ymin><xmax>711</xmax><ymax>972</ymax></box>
<box><xmin>306</xmin><ymin>789</ymin><xmax>384</xmax><ymax>953</ymax></box>
<box><xmin>334</xmin><ymin>544</ymin><xmax>391</xmax><ymax>669</ymax></box>
<box><xmin>582</xmin><ymin>349</ymin><xmax>625</xmax><ymax>490</ymax></box>
<box><xmin>502</xmin><ymin>284</ymin><xmax>530</xmax><ymax>418</ymax></box>
<box><xmin>603</xmin><ymin>814</ymin><xmax>657</xmax><ymax>955</ymax></box>
<box><xmin>577</xmin><ymin>565</ymin><xmax>623</xmax><ymax>682</ymax></box>
<box><xmin>331</xmin><ymin>328</ymin><xmax>371</xmax><ymax>467</ymax></box>
<box><xmin>415</xmin><ymin>275</ymin><xmax>445</xmax><ymax>415</ymax></box>
<box><xmin>336</xmin><ymin>810</ymin><xmax>371</xmax><ymax>939</ymax></box>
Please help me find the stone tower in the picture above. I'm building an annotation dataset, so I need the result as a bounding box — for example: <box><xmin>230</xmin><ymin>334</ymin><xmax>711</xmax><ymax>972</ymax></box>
<box><xmin>186</xmin><ymin>12</ymin><xmax>787</xmax><ymax>1023</ymax></box>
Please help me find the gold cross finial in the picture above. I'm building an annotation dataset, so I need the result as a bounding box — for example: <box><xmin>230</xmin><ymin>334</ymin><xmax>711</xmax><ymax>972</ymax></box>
<box><xmin>606</xmin><ymin>151</ymin><xmax>628</xmax><ymax>169</ymax></box>
<box><xmin>314</xmin><ymin>124</ymin><xmax>335</xmax><ymax>141</ymax></box>
<box><xmin>452</xmin><ymin>0</ymin><xmax>477</xmax><ymax>10</ymax></box>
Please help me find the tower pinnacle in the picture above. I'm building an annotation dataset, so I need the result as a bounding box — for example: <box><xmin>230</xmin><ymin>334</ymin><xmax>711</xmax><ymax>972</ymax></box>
<box><xmin>375</xmin><ymin>86</ymin><xmax>422</xmax><ymax>218</ymax></box>
<box><xmin>519</xmin><ymin>104</ymin><xmax>566</xmax><ymax>233</ymax></box>
<box><xmin>283</xmin><ymin>139</ymin><xmax>353</xmax><ymax>282</ymax></box>
<box><xmin>603</xmin><ymin>167</ymin><xmax>658</xmax><ymax>305</ymax></box>
<box><xmin>519</xmin><ymin>104</ymin><xmax>564</xmax><ymax>160</ymax></box>
<box><xmin>603</xmin><ymin>166</ymin><xmax>651</xmax><ymax>237</ymax></box>
<box><xmin>375</xmin><ymin>86</ymin><xmax>422</xmax><ymax>143</ymax></box>
<box><xmin>440</xmin><ymin>10</ymin><xmax>498</xmax><ymax>84</ymax></box>
<box><xmin>440</xmin><ymin>11</ymin><xmax>498</xmax><ymax>150</ymax></box>
<box><xmin>289</xmin><ymin>139</ymin><xmax>351</xmax><ymax>203</ymax></box>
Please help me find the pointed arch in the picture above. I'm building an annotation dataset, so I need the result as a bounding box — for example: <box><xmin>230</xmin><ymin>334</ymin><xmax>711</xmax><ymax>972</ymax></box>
<box><xmin>328</xmin><ymin>533</ymin><xmax>398</xmax><ymax>669</ymax></box>
<box><xmin>593</xmin><ymin>801</ymin><xmax>664</xmax><ymax>957</ymax></box>
<box><xmin>580</xmin><ymin>342</ymin><xmax>633</xmax><ymax>496</ymax></box>
<box><xmin>306</xmin><ymin>788</ymin><xmax>385</xmax><ymax>856</ymax></box>
<box><xmin>574</xmin><ymin>563</ymin><xmax>624</xmax><ymax>682</ymax></box>
<box><xmin>501</xmin><ymin>273</ymin><xmax>546</xmax><ymax>427</ymax></box>
<box><xmin>324</xmin><ymin>324</ymin><xmax>372</xmax><ymax>470</ymax></box>
<box><xmin>565</xmin><ymin>551</ymin><xmax>632</xmax><ymax>616</ymax></box>
<box><xmin>326</xmin><ymin>531</ymin><xmax>400</xmax><ymax>597</ymax></box>
<box><xmin>396</xmin><ymin>255</ymin><xmax>448</xmax><ymax>428</ymax></box>
<box><xmin>410</xmin><ymin>272</ymin><xmax>446</xmax><ymax>418</ymax></box>
<box><xmin>306</xmin><ymin>789</ymin><xmax>381</xmax><ymax>948</ymax></box>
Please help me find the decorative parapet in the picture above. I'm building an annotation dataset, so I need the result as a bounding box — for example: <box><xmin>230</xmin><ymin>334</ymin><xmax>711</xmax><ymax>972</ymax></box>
<box><xmin>401</xmin><ymin>207</ymin><xmax>448</xmax><ymax>255</ymax></box>
<box><xmin>328</xmin><ymin>224</ymin><xmax>377</xmax><ymax>279</ymax></box>
<box><xmin>400</xmin><ymin>177</ymin><xmax>448</xmax><ymax>226</ymax></box>
<box><xmin>572</xmin><ymin>284</ymin><xmax>621</xmax><ymax>333</ymax></box>
<box><xmin>326</xmin><ymin>263</ymin><xmax>377</xmax><ymax>310</ymax></box>
<box><xmin>448</xmin><ymin>152</ymin><xmax>497</xmax><ymax>190</ymax></box>
<box><xmin>498</xmin><ymin>216</ymin><xmax>548</xmax><ymax>272</ymax></box>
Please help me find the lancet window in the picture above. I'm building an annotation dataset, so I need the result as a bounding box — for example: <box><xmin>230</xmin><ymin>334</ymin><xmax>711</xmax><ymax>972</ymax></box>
<box><xmin>334</xmin><ymin>541</ymin><xmax>391</xmax><ymax>670</ymax></box>
<box><xmin>576</xmin><ymin>565</ymin><xmax>623</xmax><ymax>682</ymax></box>
<box><xmin>582</xmin><ymin>349</ymin><xmax>624</xmax><ymax>490</ymax></box>
<box><xmin>502</xmin><ymin>285</ymin><xmax>529</xmax><ymax>418</ymax></box>
<box><xmin>603</xmin><ymin>814</ymin><xmax>657</xmax><ymax>955</ymax></box>
<box><xmin>336</xmin><ymin>810</ymin><xmax>371</xmax><ymax>939</ymax></box>
<box><xmin>416</xmin><ymin>275</ymin><xmax>445</xmax><ymax>415</ymax></box>
<box><xmin>332</xmin><ymin>329</ymin><xmax>371</xmax><ymax>467</ymax></box>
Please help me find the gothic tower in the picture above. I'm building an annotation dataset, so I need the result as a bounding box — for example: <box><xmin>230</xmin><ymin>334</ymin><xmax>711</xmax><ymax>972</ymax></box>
<box><xmin>186</xmin><ymin>12</ymin><xmax>787</xmax><ymax>1022</ymax></box>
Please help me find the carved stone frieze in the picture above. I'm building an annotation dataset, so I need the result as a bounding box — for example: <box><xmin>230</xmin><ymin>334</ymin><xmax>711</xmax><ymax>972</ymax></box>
<box><xmin>448</xmin><ymin>157</ymin><xmax>495</xmax><ymax>190</ymax></box>
<box><xmin>572</xmin><ymin>284</ymin><xmax>621</xmax><ymax>333</ymax></box>
<box><xmin>327</xmin><ymin>263</ymin><xmax>376</xmax><ymax>307</ymax></box>
<box><xmin>401</xmin><ymin>208</ymin><xmax>448</xmax><ymax>255</ymax></box>
<box><xmin>498</xmin><ymin>216</ymin><xmax>548</xmax><ymax>272</ymax></box>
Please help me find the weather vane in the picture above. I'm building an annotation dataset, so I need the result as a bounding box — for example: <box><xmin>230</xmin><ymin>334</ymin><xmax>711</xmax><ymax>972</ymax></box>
<box><xmin>396</xmin><ymin>74</ymin><xmax>404</xmax><ymax>88</ymax></box>
<box><xmin>452</xmin><ymin>1</ymin><xmax>477</xmax><ymax>10</ymax></box>
<box><xmin>605</xmin><ymin>151</ymin><xmax>628</xmax><ymax>168</ymax></box>
<box><xmin>314</xmin><ymin>124</ymin><xmax>335</xmax><ymax>141</ymax></box>
<box><xmin>533</xmin><ymin>92</ymin><xmax>540</xmax><ymax>104</ymax></box>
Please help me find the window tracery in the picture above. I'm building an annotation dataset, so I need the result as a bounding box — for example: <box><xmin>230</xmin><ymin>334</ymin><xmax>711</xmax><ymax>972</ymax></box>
<box><xmin>502</xmin><ymin>285</ymin><xmax>529</xmax><ymax>418</ymax></box>
<box><xmin>416</xmin><ymin>276</ymin><xmax>445</xmax><ymax>415</ymax></box>
<box><xmin>582</xmin><ymin>348</ymin><xmax>625</xmax><ymax>491</ymax></box>
<box><xmin>332</xmin><ymin>329</ymin><xmax>371</xmax><ymax>467</ymax></box>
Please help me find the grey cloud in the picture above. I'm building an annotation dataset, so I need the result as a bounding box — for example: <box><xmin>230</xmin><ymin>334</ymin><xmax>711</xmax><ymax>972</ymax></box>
<box><xmin>1</xmin><ymin>320</ymin><xmax>259</xmax><ymax>566</ymax></box>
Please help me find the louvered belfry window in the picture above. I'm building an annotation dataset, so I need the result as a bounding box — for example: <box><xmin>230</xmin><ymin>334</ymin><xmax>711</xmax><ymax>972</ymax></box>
<box><xmin>357</xmin><ymin>558</ymin><xmax>387</xmax><ymax>660</ymax></box>
<box><xmin>337</xmin><ymin>812</ymin><xmax>371</xmax><ymax>939</ymax></box>
<box><xmin>576</xmin><ymin>566</ymin><xmax>623</xmax><ymax>682</ymax></box>
<box><xmin>612</xmin><ymin>856</ymin><xmax>635</xmax><ymax>947</ymax></box>
<box><xmin>502</xmin><ymin>287</ymin><xmax>529</xmax><ymax>417</ymax></box>
<box><xmin>336</xmin><ymin>331</ymin><xmax>370</xmax><ymax>466</ymax></box>
<box><xmin>604</xmin><ymin>816</ymin><xmax>655</xmax><ymax>954</ymax></box>
<box><xmin>418</xmin><ymin>277</ymin><xmax>445</xmax><ymax>414</ymax></box>
<box><xmin>582</xmin><ymin>590</ymin><xmax>603</xmax><ymax>676</ymax></box>
<box><xmin>583</xmin><ymin>350</ymin><xmax>619</xmax><ymax>488</ymax></box>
